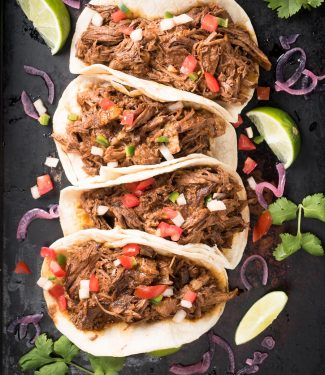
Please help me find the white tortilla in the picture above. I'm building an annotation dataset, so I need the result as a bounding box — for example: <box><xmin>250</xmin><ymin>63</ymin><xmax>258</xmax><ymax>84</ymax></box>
<box><xmin>53</xmin><ymin>73</ymin><xmax>237</xmax><ymax>186</ymax></box>
<box><xmin>59</xmin><ymin>155</ymin><xmax>249</xmax><ymax>269</ymax></box>
<box><xmin>42</xmin><ymin>228</ymin><xmax>229</xmax><ymax>357</ymax></box>
<box><xmin>70</xmin><ymin>0</ymin><xmax>260</xmax><ymax>120</ymax></box>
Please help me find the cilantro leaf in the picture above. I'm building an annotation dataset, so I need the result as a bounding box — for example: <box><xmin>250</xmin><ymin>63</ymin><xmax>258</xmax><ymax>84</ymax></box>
<box><xmin>302</xmin><ymin>193</ymin><xmax>325</xmax><ymax>222</ymax></box>
<box><xmin>35</xmin><ymin>362</ymin><xmax>69</xmax><ymax>375</ymax></box>
<box><xmin>265</xmin><ymin>0</ymin><xmax>302</xmax><ymax>18</ymax></box>
<box><xmin>301</xmin><ymin>233</ymin><xmax>324</xmax><ymax>256</ymax></box>
<box><xmin>307</xmin><ymin>0</ymin><xmax>324</xmax><ymax>7</ymax></box>
<box><xmin>273</xmin><ymin>233</ymin><xmax>301</xmax><ymax>261</ymax></box>
<box><xmin>54</xmin><ymin>336</ymin><xmax>80</xmax><ymax>363</ymax></box>
<box><xmin>88</xmin><ymin>355</ymin><xmax>125</xmax><ymax>375</ymax></box>
<box><xmin>19</xmin><ymin>334</ymin><xmax>55</xmax><ymax>371</ymax></box>
<box><xmin>268</xmin><ymin>198</ymin><xmax>298</xmax><ymax>225</ymax></box>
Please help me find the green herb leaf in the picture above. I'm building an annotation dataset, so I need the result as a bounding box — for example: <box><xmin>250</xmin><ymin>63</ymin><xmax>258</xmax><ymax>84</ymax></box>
<box><xmin>302</xmin><ymin>193</ymin><xmax>325</xmax><ymax>222</ymax></box>
<box><xmin>273</xmin><ymin>233</ymin><xmax>301</xmax><ymax>261</ymax></box>
<box><xmin>301</xmin><ymin>233</ymin><xmax>324</xmax><ymax>256</ymax></box>
<box><xmin>268</xmin><ymin>197</ymin><xmax>298</xmax><ymax>225</ymax></box>
<box><xmin>265</xmin><ymin>0</ymin><xmax>324</xmax><ymax>19</ymax></box>
<box><xmin>19</xmin><ymin>334</ymin><xmax>54</xmax><ymax>371</ymax></box>
<box><xmin>88</xmin><ymin>355</ymin><xmax>125</xmax><ymax>375</ymax></box>
<box><xmin>35</xmin><ymin>362</ymin><xmax>69</xmax><ymax>375</ymax></box>
<box><xmin>54</xmin><ymin>336</ymin><xmax>80</xmax><ymax>363</ymax></box>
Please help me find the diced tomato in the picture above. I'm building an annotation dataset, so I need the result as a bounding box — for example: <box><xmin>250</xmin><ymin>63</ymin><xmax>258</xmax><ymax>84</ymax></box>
<box><xmin>201</xmin><ymin>14</ymin><xmax>218</xmax><ymax>32</ymax></box>
<box><xmin>238</xmin><ymin>134</ymin><xmax>256</xmax><ymax>151</ymax></box>
<box><xmin>183</xmin><ymin>290</ymin><xmax>197</xmax><ymax>303</ymax></box>
<box><xmin>49</xmin><ymin>260</ymin><xmax>66</xmax><ymax>278</ymax></box>
<box><xmin>162</xmin><ymin>207</ymin><xmax>178</xmax><ymax>219</ymax></box>
<box><xmin>37</xmin><ymin>175</ymin><xmax>53</xmax><ymax>196</ymax></box>
<box><xmin>121</xmin><ymin>111</ymin><xmax>135</xmax><ymax>126</ymax></box>
<box><xmin>99</xmin><ymin>98</ymin><xmax>115</xmax><ymax>110</ymax></box>
<box><xmin>118</xmin><ymin>255</ymin><xmax>136</xmax><ymax>269</ymax></box>
<box><xmin>232</xmin><ymin>115</ymin><xmax>243</xmax><ymax>128</ymax></box>
<box><xmin>180</xmin><ymin>55</ymin><xmax>198</xmax><ymax>75</ymax></box>
<box><xmin>121</xmin><ymin>193</ymin><xmax>140</xmax><ymax>208</ymax></box>
<box><xmin>121</xmin><ymin>26</ymin><xmax>134</xmax><ymax>35</ymax></box>
<box><xmin>57</xmin><ymin>295</ymin><xmax>67</xmax><ymax>311</ymax></box>
<box><xmin>125</xmin><ymin>178</ymin><xmax>155</xmax><ymax>197</ymax></box>
<box><xmin>89</xmin><ymin>274</ymin><xmax>100</xmax><ymax>292</ymax></box>
<box><xmin>125</xmin><ymin>181</ymin><xmax>139</xmax><ymax>193</ymax></box>
<box><xmin>40</xmin><ymin>247</ymin><xmax>56</xmax><ymax>259</ymax></box>
<box><xmin>136</xmin><ymin>178</ymin><xmax>156</xmax><ymax>191</ymax></box>
<box><xmin>253</xmin><ymin>210</ymin><xmax>273</xmax><ymax>242</ymax></box>
<box><xmin>112</xmin><ymin>9</ymin><xmax>127</xmax><ymax>23</ymax></box>
<box><xmin>122</xmin><ymin>244</ymin><xmax>141</xmax><ymax>257</ymax></box>
<box><xmin>14</xmin><ymin>261</ymin><xmax>32</xmax><ymax>274</ymax></box>
<box><xmin>157</xmin><ymin>222</ymin><xmax>183</xmax><ymax>241</ymax></box>
<box><xmin>243</xmin><ymin>157</ymin><xmax>257</xmax><ymax>175</ymax></box>
<box><xmin>135</xmin><ymin>285</ymin><xmax>168</xmax><ymax>299</ymax></box>
<box><xmin>48</xmin><ymin>284</ymin><xmax>65</xmax><ymax>299</ymax></box>
<box><xmin>204</xmin><ymin>72</ymin><xmax>220</xmax><ymax>93</ymax></box>
<box><xmin>256</xmin><ymin>86</ymin><xmax>270</xmax><ymax>101</ymax></box>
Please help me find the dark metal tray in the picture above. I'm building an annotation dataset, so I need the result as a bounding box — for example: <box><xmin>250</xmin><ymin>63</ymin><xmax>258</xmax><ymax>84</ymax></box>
<box><xmin>2</xmin><ymin>1</ymin><xmax>325</xmax><ymax>374</ymax></box>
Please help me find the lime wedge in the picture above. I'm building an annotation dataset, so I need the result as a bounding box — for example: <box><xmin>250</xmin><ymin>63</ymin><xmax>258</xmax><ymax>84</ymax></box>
<box><xmin>246</xmin><ymin>107</ymin><xmax>301</xmax><ymax>168</ymax></box>
<box><xmin>148</xmin><ymin>347</ymin><xmax>181</xmax><ymax>357</ymax></box>
<box><xmin>18</xmin><ymin>0</ymin><xmax>70</xmax><ymax>55</ymax></box>
<box><xmin>235</xmin><ymin>291</ymin><xmax>288</xmax><ymax>345</ymax></box>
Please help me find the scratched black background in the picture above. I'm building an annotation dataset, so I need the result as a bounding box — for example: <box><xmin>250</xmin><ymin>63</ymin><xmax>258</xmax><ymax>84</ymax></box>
<box><xmin>1</xmin><ymin>1</ymin><xmax>325</xmax><ymax>374</ymax></box>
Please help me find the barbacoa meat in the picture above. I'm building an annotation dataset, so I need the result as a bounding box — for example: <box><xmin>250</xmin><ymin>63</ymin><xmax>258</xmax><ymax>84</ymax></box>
<box><xmin>62</xmin><ymin>241</ymin><xmax>237</xmax><ymax>331</ymax></box>
<box><xmin>75</xmin><ymin>4</ymin><xmax>271</xmax><ymax>104</ymax></box>
<box><xmin>53</xmin><ymin>82</ymin><xmax>226</xmax><ymax>176</ymax></box>
<box><xmin>80</xmin><ymin>166</ymin><xmax>247</xmax><ymax>250</ymax></box>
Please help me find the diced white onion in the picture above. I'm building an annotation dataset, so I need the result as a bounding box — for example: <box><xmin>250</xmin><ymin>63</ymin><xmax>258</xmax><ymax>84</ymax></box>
<box><xmin>245</xmin><ymin>127</ymin><xmax>254</xmax><ymax>139</ymax></box>
<box><xmin>130</xmin><ymin>28</ymin><xmax>143</xmax><ymax>42</ymax></box>
<box><xmin>247</xmin><ymin>176</ymin><xmax>257</xmax><ymax>190</ymax></box>
<box><xmin>176</xmin><ymin>193</ymin><xmax>187</xmax><ymax>206</ymax></box>
<box><xmin>79</xmin><ymin>288</ymin><xmax>90</xmax><ymax>300</ymax></box>
<box><xmin>111</xmin><ymin>268</ymin><xmax>117</xmax><ymax>276</ymax></box>
<box><xmin>31</xmin><ymin>185</ymin><xmax>41</xmax><ymax>199</ymax></box>
<box><xmin>173</xmin><ymin>14</ymin><xmax>193</xmax><ymax>25</ymax></box>
<box><xmin>207</xmin><ymin>199</ymin><xmax>227</xmax><ymax>212</ymax></box>
<box><xmin>167</xmin><ymin>101</ymin><xmax>184</xmax><ymax>111</ymax></box>
<box><xmin>97</xmin><ymin>205</ymin><xmax>109</xmax><ymax>216</ymax></box>
<box><xmin>80</xmin><ymin>280</ymin><xmax>90</xmax><ymax>290</ymax></box>
<box><xmin>113</xmin><ymin>259</ymin><xmax>121</xmax><ymax>267</ymax></box>
<box><xmin>180</xmin><ymin>299</ymin><xmax>193</xmax><ymax>309</ymax></box>
<box><xmin>213</xmin><ymin>192</ymin><xmax>227</xmax><ymax>199</ymax></box>
<box><xmin>159</xmin><ymin>144</ymin><xmax>174</xmax><ymax>161</ymax></box>
<box><xmin>45</xmin><ymin>157</ymin><xmax>59</xmax><ymax>168</ymax></box>
<box><xmin>91</xmin><ymin>146</ymin><xmax>104</xmax><ymax>157</ymax></box>
<box><xmin>106</xmin><ymin>161</ymin><xmax>118</xmax><ymax>168</ymax></box>
<box><xmin>92</xmin><ymin>12</ymin><xmax>104</xmax><ymax>27</ymax></box>
<box><xmin>160</xmin><ymin>18</ymin><xmax>175</xmax><ymax>31</ymax></box>
<box><xmin>33</xmin><ymin>99</ymin><xmax>47</xmax><ymax>116</ymax></box>
<box><xmin>162</xmin><ymin>288</ymin><xmax>174</xmax><ymax>297</ymax></box>
<box><xmin>173</xmin><ymin>309</ymin><xmax>187</xmax><ymax>323</ymax></box>
<box><xmin>172</xmin><ymin>212</ymin><xmax>185</xmax><ymax>227</ymax></box>
<box><xmin>37</xmin><ymin>277</ymin><xmax>53</xmax><ymax>291</ymax></box>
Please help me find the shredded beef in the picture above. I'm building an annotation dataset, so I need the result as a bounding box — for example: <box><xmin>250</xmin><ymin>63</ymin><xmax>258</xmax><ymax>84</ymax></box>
<box><xmin>75</xmin><ymin>4</ymin><xmax>271</xmax><ymax>104</ymax></box>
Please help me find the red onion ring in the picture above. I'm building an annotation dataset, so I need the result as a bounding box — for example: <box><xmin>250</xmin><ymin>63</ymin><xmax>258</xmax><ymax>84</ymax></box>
<box><xmin>255</xmin><ymin>163</ymin><xmax>286</xmax><ymax>209</ymax></box>
<box><xmin>63</xmin><ymin>0</ymin><xmax>81</xmax><ymax>9</ymax></box>
<box><xmin>276</xmin><ymin>48</ymin><xmax>306</xmax><ymax>87</ymax></box>
<box><xmin>24</xmin><ymin>65</ymin><xmax>55</xmax><ymax>104</ymax></box>
<box><xmin>275</xmin><ymin>69</ymin><xmax>318</xmax><ymax>95</ymax></box>
<box><xmin>261</xmin><ymin>336</ymin><xmax>275</xmax><ymax>350</ymax></box>
<box><xmin>240</xmin><ymin>255</ymin><xmax>268</xmax><ymax>291</ymax></box>
<box><xmin>17</xmin><ymin>204</ymin><xmax>60</xmax><ymax>241</ymax></box>
<box><xmin>7</xmin><ymin>313</ymin><xmax>43</xmax><ymax>344</ymax></box>
<box><xmin>21</xmin><ymin>91</ymin><xmax>38</xmax><ymax>119</ymax></box>
<box><xmin>279</xmin><ymin>34</ymin><xmax>300</xmax><ymax>50</ymax></box>
<box><xmin>169</xmin><ymin>351</ymin><xmax>212</xmax><ymax>374</ymax></box>
<box><xmin>245</xmin><ymin>352</ymin><xmax>268</xmax><ymax>366</ymax></box>
<box><xmin>236</xmin><ymin>365</ymin><xmax>259</xmax><ymax>374</ymax></box>
<box><xmin>210</xmin><ymin>334</ymin><xmax>236</xmax><ymax>374</ymax></box>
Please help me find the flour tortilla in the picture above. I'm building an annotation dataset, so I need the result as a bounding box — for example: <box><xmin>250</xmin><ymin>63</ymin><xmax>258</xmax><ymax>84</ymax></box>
<box><xmin>53</xmin><ymin>73</ymin><xmax>237</xmax><ymax>186</ymax></box>
<box><xmin>41</xmin><ymin>228</ymin><xmax>229</xmax><ymax>356</ymax></box>
<box><xmin>59</xmin><ymin>155</ymin><xmax>249</xmax><ymax>269</ymax></box>
<box><xmin>70</xmin><ymin>0</ymin><xmax>259</xmax><ymax>120</ymax></box>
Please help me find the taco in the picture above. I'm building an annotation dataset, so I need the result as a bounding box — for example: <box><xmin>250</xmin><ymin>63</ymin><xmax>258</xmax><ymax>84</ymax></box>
<box><xmin>70</xmin><ymin>0</ymin><xmax>271</xmax><ymax>119</ymax></box>
<box><xmin>39</xmin><ymin>228</ymin><xmax>237</xmax><ymax>356</ymax></box>
<box><xmin>59</xmin><ymin>155</ymin><xmax>249</xmax><ymax>269</ymax></box>
<box><xmin>53</xmin><ymin>73</ymin><xmax>237</xmax><ymax>186</ymax></box>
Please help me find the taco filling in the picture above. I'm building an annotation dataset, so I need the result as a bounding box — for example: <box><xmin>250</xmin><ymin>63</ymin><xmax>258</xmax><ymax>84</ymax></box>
<box><xmin>75</xmin><ymin>4</ymin><xmax>271</xmax><ymax>104</ymax></box>
<box><xmin>44</xmin><ymin>240</ymin><xmax>236</xmax><ymax>331</ymax></box>
<box><xmin>53</xmin><ymin>82</ymin><xmax>226</xmax><ymax>176</ymax></box>
<box><xmin>79</xmin><ymin>166</ymin><xmax>246</xmax><ymax>249</ymax></box>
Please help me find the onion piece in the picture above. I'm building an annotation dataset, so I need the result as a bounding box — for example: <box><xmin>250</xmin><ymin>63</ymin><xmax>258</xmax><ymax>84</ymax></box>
<box><xmin>172</xmin><ymin>212</ymin><xmax>185</xmax><ymax>227</ymax></box>
<box><xmin>97</xmin><ymin>205</ymin><xmax>109</xmax><ymax>216</ymax></box>
<box><xmin>21</xmin><ymin>91</ymin><xmax>38</xmax><ymax>119</ymax></box>
<box><xmin>33</xmin><ymin>99</ymin><xmax>47</xmax><ymax>116</ymax></box>
<box><xmin>113</xmin><ymin>259</ymin><xmax>121</xmax><ymax>267</ymax></box>
<box><xmin>79</xmin><ymin>288</ymin><xmax>90</xmax><ymax>300</ymax></box>
<box><xmin>275</xmin><ymin>48</ymin><xmax>306</xmax><ymax>87</ymax></box>
<box><xmin>7</xmin><ymin>313</ymin><xmax>43</xmax><ymax>344</ymax></box>
<box><xmin>180</xmin><ymin>300</ymin><xmax>192</xmax><ymax>309</ymax></box>
<box><xmin>279</xmin><ymin>34</ymin><xmax>300</xmax><ymax>50</ymax></box>
<box><xmin>245</xmin><ymin>127</ymin><xmax>254</xmax><ymax>139</ymax></box>
<box><xmin>37</xmin><ymin>277</ymin><xmax>53</xmax><ymax>291</ymax></box>
<box><xmin>173</xmin><ymin>14</ymin><xmax>193</xmax><ymax>26</ymax></box>
<box><xmin>91</xmin><ymin>146</ymin><xmax>104</xmax><ymax>157</ymax></box>
<box><xmin>162</xmin><ymin>287</ymin><xmax>174</xmax><ymax>297</ymax></box>
<box><xmin>207</xmin><ymin>199</ymin><xmax>226</xmax><ymax>212</ymax></box>
<box><xmin>240</xmin><ymin>255</ymin><xmax>268</xmax><ymax>291</ymax></box>
<box><xmin>130</xmin><ymin>28</ymin><xmax>143</xmax><ymax>42</ymax></box>
<box><xmin>247</xmin><ymin>177</ymin><xmax>257</xmax><ymax>190</ymax></box>
<box><xmin>261</xmin><ymin>336</ymin><xmax>275</xmax><ymax>350</ymax></box>
<box><xmin>160</xmin><ymin>18</ymin><xmax>175</xmax><ymax>31</ymax></box>
<box><xmin>17</xmin><ymin>204</ymin><xmax>60</xmax><ymax>241</ymax></box>
<box><xmin>176</xmin><ymin>193</ymin><xmax>187</xmax><ymax>206</ymax></box>
<box><xmin>45</xmin><ymin>157</ymin><xmax>59</xmax><ymax>168</ymax></box>
<box><xmin>170</xmin><ymin>351</ymin><xmax>211</xmax><ymax>375</ymax></box>
<box><xmin>172</xmin><ymin>309</ymin><xmax>187</xmax><ymax>323</ymax></box>
<box><xmin>106</xmin><ymin>161</ymin><xmax>118</xmax><ymax>168</ymax></box>
<box><xmin>159</xmin><ymin>144</ymin><xmax>174</xmax><ymax>161</ymax></box>
<box><xmin>92</xmin><ymin>12</ymin><xmax>104</xmax><ymax>27</ymax></box>
<box><xmin>255</xmin><ymin>163</ymin><xmax>286</xmax><ymax>209</ymax></box>
<box><xmin>62</xmin><ymin>0</ymin><xmax>80</xmax><ymax>9</ymax></box>
<box><xmin>275</xmin><ymin>69</ymin><xmax>318</xmax><ymax>95</ymax></box>
<box><xmin>209</xmin><ymin>334</ymin><xmax>235</xmax><ymax>374</ymax></box>
<box><xmin>245</xmin><ymin>352</ymin><xmax>268</xmax><ymax>366</ymax></box>
<box><xmin>80</xmin><ymin>280</ymin><xmax>90</xmax><ymax>289</ymax></box>
<box><xmin>31</xmin><ymin>185</ymin><xmax>41</xmax><ymax>200</ymax></box>
<box><xmin>24</xmin><ymin>65</ymin><xmax>55</xmax><ymax>104</ymax></box>
<box><xmin>168</xmin><ymin>101</ymin><xmax>184</xmax><ymax>111</ymax></box>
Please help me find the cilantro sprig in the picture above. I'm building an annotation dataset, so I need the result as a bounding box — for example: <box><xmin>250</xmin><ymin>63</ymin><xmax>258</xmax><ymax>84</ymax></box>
<box><xmin>265</xmin><ymin>0</ymin><xmax>324</xmax><ymax>19</ymax></box>
<box><xmin>19</xmin><ymin>334</ymin><xmax>125</xmax><ymax>375</ymax></box>
<box><xmin>269</xmin><ymin>193</ymin><xmax>325</xmax><ymax>260</ymax></box>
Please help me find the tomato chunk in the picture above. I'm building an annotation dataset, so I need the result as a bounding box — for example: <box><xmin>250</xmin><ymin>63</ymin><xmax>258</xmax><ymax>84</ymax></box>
<box><xmin>162</xmin><ymin>207</ymin><xmax>178</xmax><ymax>219</ymax></box>
<box><xmin>37</xmin><ymin>175</ymin><xmax>53</xmax><ymax>196</ymax></box>
<box><xmin>232</xmin><ymin>115</ymin><xmax>243</xmax><ymax>128</ymax></box>
<box><xmin>121</xmin><ymin>111</ymin><xmax>135</xmax><ymax>126</ymax></box>
<box><xmin>204</xmin><ymin>72</ymin><xmax>220</xmax><ymax>93</ymax></box>
<box><xmin>57</xmin><ymin>295</ymin><xmax>67</xmax><ymax>311</ymax></box>
<box><xmin>157</xmin><ymin>222</ymin><xmax>183</xmax><ymax>241</ymax></box>
<box><xmin>14</xmin><ymin>261</ymin><xmax>32</xmax><ymax>274</ymax></box>
<box><xmin>89</xmin><ymin>274</ymin><xmax>100</xmax><ymax>292</ymax></box>
<box><xmin>257</xmin><ymin>86</ymin><xmax>270</xmax><ymax>101</ymax></box>
<box><xmin>135</xmin><ymin>285</ymin><xmax>168</xmax><ymax>299</ymax></box>
<box><xmin>201</xmin><ymin>14</ymin><xmax>218</xmax><ymax>32</ymax></box>
<box><xmin>99</xmin><ymin>98</ymin><xmax>115</xmax><ymax>110</ymax></box>
<box><xmin>49</xmin><ymin>260</ymin><xmax>66</xmax><ymax>277</ymax></box>
<box><xmin>180</xmin><ymin>55</ymin><xmax>198</xmax><ymax>75</ymax></box>
<box><xmin>40</xmin><ymin>247</ymin><xmax>56</xmax><ymax>259</ymax></box>
<box><xmin>118</xmin><ymin>255</ymin><xmax>137</xmax><ymax>269</ymax></box>
<box><xmin>112</xmin><ymin>9</ymin><xmax>127</xmax><ymax>23</ymax></box>
<box><xmin>122</xmin><ymin>244</ymin><xmax>141</xmax><ymax>257</ymax></box>
<box><xmin>121</xmin><ymin>193</ymin><xmax>140</xmax><ymax>208</ymax></box>
<box><xmin>243</xmin><ymin>157</ymin><xmax>257</xmax><ymax>175</ymax></box>
<box><xmin>121</xmin><ymin>26</ymin><xmax>134</xmax><ymax>35</ymax></box>
<box><xmin>253</xmin><ymin>210</ymin><xmax>272</xmax><ymax>242</ymax></box>
<box><xmin>183</xmin><ymin>290</ymin><xmax>197</xmax><ymax>303</ymax></box>
<box><xmin>136</xmin><ymin>178</ymin><xmax>156</xmax><ymax>191</ymax></box>
<box><xmin>48</xmin><ymin>284</ymin><xmax>65</xmax><ymax>299</ymax></box>
<box><xmin>238</xmin><ymin>134</ymin><xmax>256</xmax><ymax>151</ymax></box>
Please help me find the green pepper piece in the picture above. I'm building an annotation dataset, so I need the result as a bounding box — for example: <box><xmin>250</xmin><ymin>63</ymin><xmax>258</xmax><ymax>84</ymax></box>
<box><xmin>48</xmin><ymin>276</ymin><xmax>56</xmax><ymax>281</ymax></box>
<box><xmin>150</xmin><ymin>295</ymin><xmax>163</xmax><ymax>305</ymax></box>
<box><xmin>38</xmin><ymin>114</ymin><xmax>50</xmax><ymax>126</ymax></box>
<box><xmin>96</xmin><ymin>134</ymin><xmax>110</xmax><ymax>147</ymax></box>
<box><xmin>169</xmin><ymin>191</ymin><xmax>180</xmax><ymax>203</ymax></box>
<box><xmin>125</xmin><ymin>145</ymin><xmax>135</xmax><ymax>157</ymax></box>
<box><xmin>188</xmin><ymin>72</ymin><xmax>199</xmax><ymax>81</ymax></box>
<box><xmin>205</xmin><ymin>194</ymin><xmax>212</xmax><ymax>205</ymax></box>
<box><xmin>156</xmin><ymin>136</ymin><xmax>169</xmax><ymax>143</ymax></box>
<box><xmin>56</xmin><ymin>254</ymin><xmax>67</xmax><ymax>267</ymax></box>
<box><xmin>216</xmin><ymin>17</ymin><xmax>228</xmax><ymax>28</ymax></box>
<box><xmin>67</xmin><ymin>113</ymin><xmax>79</xmax><ymax>121</ymax></box>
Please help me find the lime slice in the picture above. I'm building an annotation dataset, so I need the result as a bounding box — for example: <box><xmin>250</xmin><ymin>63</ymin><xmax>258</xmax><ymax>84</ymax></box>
<box><xmin>148</xmin><ymin>347</ymin><xmax>181</xmax><ymax>357</ymax></box>
<box><xmin>246</xmin><ymin>107</ymin><xmax>301</xmax><ymax>168</ymax></box>
<box><xmin>235</xmin><ymin>291</ymin><xmax>288</xmax><ymax>345</ymax></box>
<box><xmin>18</xmin><ymin>0</ymin><xmax>70</xmax><ymax>55</ymax></box>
